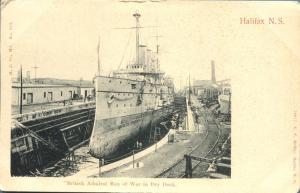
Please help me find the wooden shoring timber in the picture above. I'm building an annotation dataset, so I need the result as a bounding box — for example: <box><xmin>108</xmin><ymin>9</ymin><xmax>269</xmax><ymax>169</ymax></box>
<box><xmin>13</xmin><ymin>120</ymin><xmax>64</xmax><ymax>154</ymax></box>
<box><xmin>28</xmin><ymin>116</ymin><xmax>93</xmax><ymax>134</ymax></box>
<box><xmin>60</xmin><ymin>120</ymin><xmax>92</xmax><ymax>152</ymax></box>
<box><xmin>84</xmin><ymin>109</ymin><xmax>91</xmax><ymax>139</ymax></box>
<box><xmin>61</xmin><ymin>130</ymin><xmax>71</xmax><ymax>150</ymax></box>
<box><xmin>60</xmin><ymin>119</ymin><xmax>91</xmax><ymax>132</ymax></box>
<box><xmin>68</xmin><ymin>138</ymin><xmax>90</xmax><ymax>152</ymax></box>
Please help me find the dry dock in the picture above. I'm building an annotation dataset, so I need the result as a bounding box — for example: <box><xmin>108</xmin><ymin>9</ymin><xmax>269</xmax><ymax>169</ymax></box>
<box><xmin>11</xmin><ymin>95</ymin><xmax>231</xmax><ymax>178</ymax></box>
<box><xmin>63</xmin><ymin>95</ymin><xmax>230</xmax><ymax>178</ymax></box>
<box><xmin>100</xmin><ymin>97</ymin><xmax>207</xmax><ymax>177</ymax></box>
<box><xmin>100</xmin><ymin>95</ymin><xmax>230</xmax><ymax>178</ymax></box>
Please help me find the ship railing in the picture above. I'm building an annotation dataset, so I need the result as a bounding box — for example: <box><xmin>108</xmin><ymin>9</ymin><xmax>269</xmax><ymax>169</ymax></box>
<box><xmin>12</xmin><ymin>101</ymin><xmax>95</xmax><ymax>123</ymax></box>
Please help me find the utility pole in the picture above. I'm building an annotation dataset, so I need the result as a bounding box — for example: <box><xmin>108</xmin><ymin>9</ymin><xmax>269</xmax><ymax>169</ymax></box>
<box><xmin>132</xmin><ymin>149</ymin><xmax>135</xmax><ymax>168</ymax></box>
<box><xmin>188</xmin><ymin>74</ymin><xmax>191</xmax><ymax>106</ymax></box>
<box><xmin>228</xmin><ymin>91</ymin><xmax>231</xmax><ymax>122</ymax></box>
<box><xmin>184</xmin><ymin>154</ymin><xmax>192</xmax><ymax>178</ymax></box>
<box><xmin>20</xmin><ymin>65</ymin><xmax>23</xmax><ymax>114</ymax></box>
<box><xmin>32</xmin><ymin>64</ymin><xmax>39</xmax><ymax>83</ymax></box>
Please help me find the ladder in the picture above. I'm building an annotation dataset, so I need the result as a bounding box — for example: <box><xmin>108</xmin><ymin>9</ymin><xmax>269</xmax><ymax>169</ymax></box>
<box><xmin>149</xmin><ymin>124</ymin><xmax>161</xmax><ymax>144</ymax></box>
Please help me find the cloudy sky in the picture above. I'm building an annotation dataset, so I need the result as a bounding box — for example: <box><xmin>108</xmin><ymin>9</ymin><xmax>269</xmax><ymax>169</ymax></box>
<box><xmin>2</xmin><ymin>0</ymin><xmax>299</xmax><ymax>89</ymax></box>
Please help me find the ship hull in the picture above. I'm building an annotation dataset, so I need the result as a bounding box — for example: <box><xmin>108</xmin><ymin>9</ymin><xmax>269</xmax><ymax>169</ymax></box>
<box><xmin>89</xmin><ymin>105</ymin><xmax>173</xmax><ymax>158</ymax></box>
<box><xmin>89</xmin><ymin>74</ymin><xmax>174</xmax><ymax>159</ymax></box>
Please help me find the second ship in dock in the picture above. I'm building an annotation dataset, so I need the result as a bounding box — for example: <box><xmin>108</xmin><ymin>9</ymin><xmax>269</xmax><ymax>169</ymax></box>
<box><xmin>89</xmin><ymin>12</ymin><xmax>175</xmax><ymax>158</ymax></box>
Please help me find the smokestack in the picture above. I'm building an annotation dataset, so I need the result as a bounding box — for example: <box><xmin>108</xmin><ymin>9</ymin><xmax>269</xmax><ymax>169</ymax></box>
<box><xmin>26</xmin><ymin>71</ymin><xmax>30</xmax><ymax>82</ymax></box>
<box><xmin>211</xmin><ymin>60</ymin><xmax>216</xmax><ymax>84</ymax></box>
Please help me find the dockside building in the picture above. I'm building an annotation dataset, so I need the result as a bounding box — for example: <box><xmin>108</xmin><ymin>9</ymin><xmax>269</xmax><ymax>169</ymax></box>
<box><xmin>12</xmin><ymin>83</ymin><xmax>79</xmax><ymax>105</ymax></box>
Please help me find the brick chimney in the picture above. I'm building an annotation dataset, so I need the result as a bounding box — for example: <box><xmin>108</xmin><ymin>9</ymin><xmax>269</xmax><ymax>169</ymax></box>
<box><xmin>211</xmin><ymin>60</ymin><xmax>216</xmax><ymax>84</ymax></box>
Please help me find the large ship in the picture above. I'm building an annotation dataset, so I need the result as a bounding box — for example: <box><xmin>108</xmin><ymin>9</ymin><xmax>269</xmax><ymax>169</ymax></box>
<box><xmin>89</xmin><ymin>12</ymin><xmax>174</xmax><ymax>158</ymax></box>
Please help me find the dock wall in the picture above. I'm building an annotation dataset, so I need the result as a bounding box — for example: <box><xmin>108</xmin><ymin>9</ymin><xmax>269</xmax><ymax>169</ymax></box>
<box><xmin>72</xmin><ymin>129</ymin><xmax>173</xmax><ymax>177</ymax></box>
<box><xmin>12</xmin><ymin>101</ymin><xmax>95</xmax><ymax>123</ymax></box>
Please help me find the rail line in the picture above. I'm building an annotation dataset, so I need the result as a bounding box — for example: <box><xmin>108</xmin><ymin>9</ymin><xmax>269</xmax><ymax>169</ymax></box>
<box><xmin>181</xmin><ymin>119</ymin><xmax>221</xmax><ymax>178</ymax></box>
<box><xmin>156</xmin><ymin>108</ymin><xmax>221</xmax><ymax>178</ymax></box>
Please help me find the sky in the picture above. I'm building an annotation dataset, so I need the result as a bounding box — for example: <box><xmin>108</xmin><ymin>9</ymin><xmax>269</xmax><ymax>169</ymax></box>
<box><xmin>2</xmin><ymin>0</ymin><xmax>299</xmax><ymax>90</ymax></box>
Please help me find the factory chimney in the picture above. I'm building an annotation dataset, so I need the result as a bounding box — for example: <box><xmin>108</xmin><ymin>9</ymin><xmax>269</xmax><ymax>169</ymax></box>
<box><xmin>211</xmin><ymin>60</ymin><xmax>216</xmax><ymax>84</ymax></box>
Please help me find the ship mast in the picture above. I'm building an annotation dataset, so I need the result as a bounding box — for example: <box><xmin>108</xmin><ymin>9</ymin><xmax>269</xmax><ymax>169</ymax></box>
<box><xmin>154</xmin><ymin>32</ymin><xmax>161</xmax><ymax>72</ymax></box>
<box><xmin>133</xmin><ymin>12</ymin><xmax>141</xmax><ymax>65</ymax></box>
<box><xmin>97</xmin><ymin>36</ymin><xmax>101</xmax><ymax>76</ymax></box>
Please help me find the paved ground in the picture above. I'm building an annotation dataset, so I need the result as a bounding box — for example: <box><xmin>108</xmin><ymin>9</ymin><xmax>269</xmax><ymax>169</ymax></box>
<box><xmin>101</xmin><ymin>131</ymin><xmax>207</xmax><ymax>177</ymax></box>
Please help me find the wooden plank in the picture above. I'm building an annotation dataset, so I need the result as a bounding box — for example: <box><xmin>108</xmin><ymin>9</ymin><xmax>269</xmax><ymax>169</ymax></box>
<box><xmin>60</xmin><ymin>120</ymin><xmax>91</xmax><ymax>131</ymax></box>
<box><xmin>68</xmin><ymin>138</ymin><xmax>90</xmax><ymax>152</ymax></box>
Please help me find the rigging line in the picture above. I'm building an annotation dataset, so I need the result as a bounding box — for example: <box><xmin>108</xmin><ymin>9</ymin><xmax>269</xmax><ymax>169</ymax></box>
<box><xmin>129</xmin><ymin>37</ymin><xmax>135</xmax><ymax>65</ymax></box>
<box><xmin>117</xmin><ymin>30</ymin><xmax>133</xmax><ymax>70</ymax></box>
<box><xmin>127</xmin><ymin>26</ymin><xmax>136</xmax><ymax>66</ymax></box>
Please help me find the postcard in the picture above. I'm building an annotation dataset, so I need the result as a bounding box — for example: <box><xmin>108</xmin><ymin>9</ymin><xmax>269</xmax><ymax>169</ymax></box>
<box><xmin>0</xmin><ymin>0</ymin><xmax>299</xmax><ymax>193</ymax></box>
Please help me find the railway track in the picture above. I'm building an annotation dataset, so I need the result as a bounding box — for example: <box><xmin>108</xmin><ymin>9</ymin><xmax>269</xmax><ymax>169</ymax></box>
<box><xmin>156</xmin><ymin>108</ymin><xmax>221</xmax><ymax>178</ymax></box>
